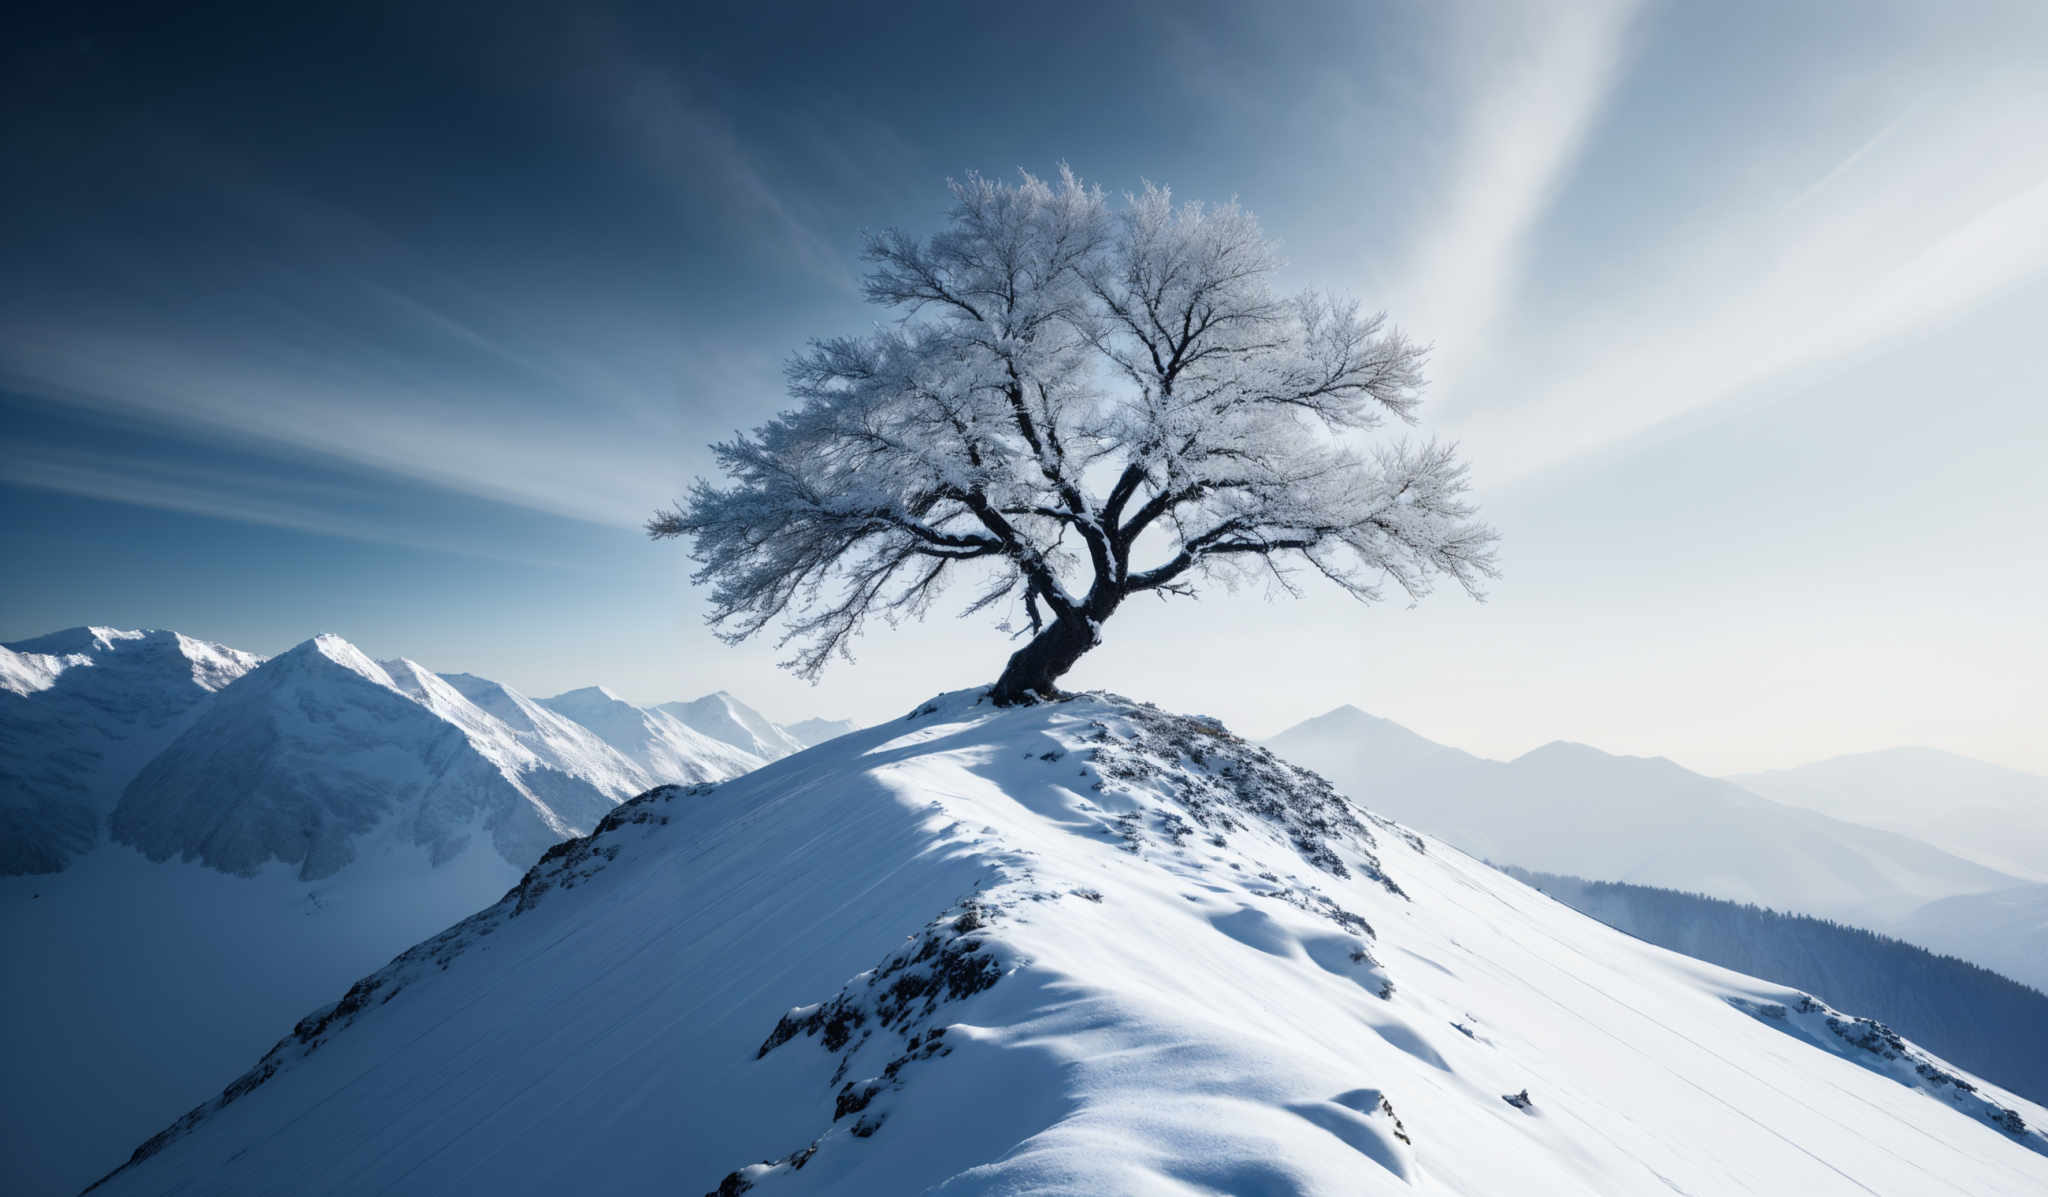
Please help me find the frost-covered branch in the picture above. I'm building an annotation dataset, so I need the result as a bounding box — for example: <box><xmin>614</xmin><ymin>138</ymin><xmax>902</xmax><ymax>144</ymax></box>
<box><xmin>654</xmin><ymin>167</ymin><xmax>1499</xmax><ymax>700</ymax></box>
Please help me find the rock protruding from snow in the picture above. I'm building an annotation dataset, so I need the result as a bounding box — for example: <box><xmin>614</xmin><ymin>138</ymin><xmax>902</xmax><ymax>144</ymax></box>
<box><xmin>1</xmin><ymin>627</ymin><xmax>260</xmax><ymax>873</ymax></box>
<box><xmin>88</xmin><ymin>691</ymin><xmax>2048</xmax><ymax>1197</ymax></box>
<box><xmin>663</xmin><ymin>691</ymin><xmax>807</xmax><ymax>761</ymax></box>
<box><xmin>112</xmin><ymin>636</ymin><xmax>615</xmax><ymax>879</ymax></box>
<box><xmin>1731</xmin><ymin>993</ymin><xmax>2036</xmax><ymax>1141</ymax></box>
<box><xmin>541</xmin><ymin>685</ymin><xmax>765</xmax><ymax>783</ymax></box>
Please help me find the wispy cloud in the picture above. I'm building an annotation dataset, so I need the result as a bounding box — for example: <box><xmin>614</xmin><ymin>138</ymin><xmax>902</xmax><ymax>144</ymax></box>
<box><xmin>564</xmin><ymin>18</ymin><xmax>854</xmax><ymax>289</ymax></box>
<box><xmin>1396</xmin><ymin>0</ymin><xmax>1642</xmax><ymax>401</ymax></box>
<box><xmin>1454</xmin><ymin>76</ymin><xmax>2048</xmax><ymax>486</ymax></box>
<box><xmin>0</xmin><ymin>317</ymin><xmax>712</xmax><ymax>530</ymax></box>
<box><xmin>0</xmin><ymin>441</ymin><xmax>578</xmax><ymax>566</ymax></box>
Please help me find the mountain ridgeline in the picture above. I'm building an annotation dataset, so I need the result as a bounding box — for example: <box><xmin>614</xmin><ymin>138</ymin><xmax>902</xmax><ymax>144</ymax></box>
<box><xmin>1502</xmin><ymin>867</ymin><xmax>2048</xmax><ymax>1108</ymax></box>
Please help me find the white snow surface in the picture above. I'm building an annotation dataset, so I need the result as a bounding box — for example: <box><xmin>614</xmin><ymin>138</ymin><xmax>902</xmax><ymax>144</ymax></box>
<box><xmin>541</xmin><ymin>684</ymin><xmax>767</xmax><ymax>782</ymax></box>
<box><xmin>88</xmin><ymin>692</ymin><xmax>2048</xmax><ymax>1197</ymax></box>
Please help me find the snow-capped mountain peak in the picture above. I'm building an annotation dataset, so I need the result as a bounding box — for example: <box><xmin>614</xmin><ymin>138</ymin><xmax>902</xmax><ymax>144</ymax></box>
<box><xmin>110</xmin><ymin>635</ymin><xmax>616</xmax><ymax>880</ymax></box>
<box><xmin>662</xmin><ymin>690</ymin><xmax>807</xmax><ymax>761</ymax></box>
<box><xmin>541</xmin><ymin>684</ymin><xmax>765</xmax><ymax>784</ymax></box>
<box><xmin>1</xmin><ymin>627</ymin><xmax>263</xmax><ymax>873</ymax></box>
<box><xmin>295</xmin><ymin>632</ymin><xmax>394</xmax><ymax>683</ymax></box>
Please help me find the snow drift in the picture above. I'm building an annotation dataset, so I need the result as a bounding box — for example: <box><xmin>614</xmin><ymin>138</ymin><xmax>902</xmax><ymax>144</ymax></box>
<box><xmin>88</xmin><ymin>692</ymin><xmax>2048</xmax><ymax>1196</ymax></box>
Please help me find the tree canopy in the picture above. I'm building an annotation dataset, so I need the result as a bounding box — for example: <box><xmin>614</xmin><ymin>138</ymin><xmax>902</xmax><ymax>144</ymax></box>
<box><xmin>652</xmin><ymin>168</ymin><xmax>1499</xmax><ymax>702</ymax></box>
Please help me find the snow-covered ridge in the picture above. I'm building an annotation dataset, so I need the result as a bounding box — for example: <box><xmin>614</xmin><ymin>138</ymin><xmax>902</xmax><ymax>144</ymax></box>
<box><xmin>87</xmin><ymin>692</ymin><xmax>2048</xmax><ymax>1196</ymax></box>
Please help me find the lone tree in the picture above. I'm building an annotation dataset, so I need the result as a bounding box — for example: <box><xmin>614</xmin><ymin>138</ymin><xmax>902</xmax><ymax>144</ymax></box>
<box><xmin>652</xmin><ymin>169</ymin><xmax>1498</xmax><ymax>705</ymax></box>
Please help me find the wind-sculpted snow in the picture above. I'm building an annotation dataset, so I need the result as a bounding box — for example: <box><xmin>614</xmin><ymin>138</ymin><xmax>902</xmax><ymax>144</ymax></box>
<box><xmin>87</xmin><ymin>692</ymin><xmax>2048</xmax><ymax>1196</ymax></box>
<box><xmin>0</xmin><ymin>627</ymin><xmax>259</xmax><ymax>873</ymax></box>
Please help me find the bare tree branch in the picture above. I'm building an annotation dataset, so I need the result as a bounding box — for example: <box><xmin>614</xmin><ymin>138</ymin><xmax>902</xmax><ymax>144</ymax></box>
<box><xmin>652</xmin><ymin>167</ymin><xmax>1498</xmax><ymax>699</ymax></box>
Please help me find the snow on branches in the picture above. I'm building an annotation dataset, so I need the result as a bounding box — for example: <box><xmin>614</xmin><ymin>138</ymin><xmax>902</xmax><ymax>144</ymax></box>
<box><xmin>650</xmin><ymin>167</ymin><xmax>1499</xmax><ymax>701</ymax></box>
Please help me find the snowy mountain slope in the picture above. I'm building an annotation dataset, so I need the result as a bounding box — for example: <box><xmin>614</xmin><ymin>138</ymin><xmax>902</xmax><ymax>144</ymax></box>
<box><xmin>0</xmin><ymin>627</ymin><xmax>260</xmax><ymax>873</ymax></box>
<box><xmin>1733</xmin><ymin>749</ymin><xmax>2048</xmax><ymax>883</ymax></box>
<box><xmin>113</xmin><ymin>635</ymin><xmax>616</xmax><ymax>880</ymax></box>
<box><xmin>1267</xmin><ymin>707</ymin><xmax>2023</xmax><ymax>929</ymax></box>
<box><xmin>90</xmin><ymin>693</ymin><xmax>2048</xmax><ymax>1196</ymax></box>
<box><xmin>784</xmin><ymin>716</ymin><xmax>859</xmax><ymax>748</ymax></box>
<box><xmin>664</xmin><ymin>689</ymin><xmax>808</xmax><ymax>760</ymax></box>
<box><xmin>541</xmin><ymin>684</ymin><xmax>765</xmax><ymax>782</ymax></box>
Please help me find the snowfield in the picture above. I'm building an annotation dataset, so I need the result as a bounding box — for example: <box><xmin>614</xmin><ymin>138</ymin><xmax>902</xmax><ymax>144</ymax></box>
<box><xmin>86</xmin><ymin>692</ymin><xmax>2048</xmax><ymax>1196</ymax></box>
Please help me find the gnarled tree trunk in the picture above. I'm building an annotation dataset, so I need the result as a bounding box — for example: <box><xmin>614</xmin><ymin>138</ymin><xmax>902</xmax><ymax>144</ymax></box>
<box><xmin>989</xmin><ymin>611</ymin><xmax>1103</xmax><ymax>705</ymax></box>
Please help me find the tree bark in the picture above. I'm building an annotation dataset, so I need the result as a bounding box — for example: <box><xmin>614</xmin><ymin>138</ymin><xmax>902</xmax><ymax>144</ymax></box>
<box><xmin>989</xmin><ymin>611</ymin><xmax>1103</xmax><ymax>705</ymax></box>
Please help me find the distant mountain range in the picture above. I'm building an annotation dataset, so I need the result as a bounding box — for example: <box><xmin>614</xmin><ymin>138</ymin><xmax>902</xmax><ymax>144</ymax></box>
<box><xmin>1733</xmin><ymin>747</ymin><xmax>2048</xmax><ymax>882</ymax></box>
<box><xmin>1</xmin><ymin>627</ymin><xmax>261</xmax><ymax>873</ymax></box>
<box><xmin>0</xmin><ymin>625</ymin><xmax>858</xmax><ymax>1197</ymax></box>
<box><xmin>1265</xmin><ymin>706</ymin><xmax>2044</xmax><ymax>990</ymax></box>
<box><xmin>1731</xmin><ymin>748</ymin><xmax>2048</xmax><ymax>996</ymax></box>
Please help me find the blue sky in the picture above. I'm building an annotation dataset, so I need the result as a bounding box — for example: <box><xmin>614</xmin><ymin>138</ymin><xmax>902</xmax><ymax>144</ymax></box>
<box><xmin>4</xmin><ymin>1</ymin><xmax>2044</xmax><ymax>772</ymax></box>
